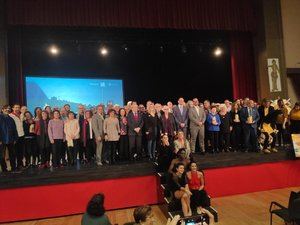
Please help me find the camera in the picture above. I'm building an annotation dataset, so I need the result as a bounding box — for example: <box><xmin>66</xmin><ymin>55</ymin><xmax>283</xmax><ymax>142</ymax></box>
<box><xmin>178</xmin><ymin>214</ymin><xmax>210</xmax><ymax>225</ymax></box>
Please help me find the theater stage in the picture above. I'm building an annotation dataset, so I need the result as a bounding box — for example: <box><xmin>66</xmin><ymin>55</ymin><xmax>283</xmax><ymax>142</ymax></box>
<box><xmin>0</xmin><ymin>148</ymin><xmax>299</xmax><ymax>223</ymax></box>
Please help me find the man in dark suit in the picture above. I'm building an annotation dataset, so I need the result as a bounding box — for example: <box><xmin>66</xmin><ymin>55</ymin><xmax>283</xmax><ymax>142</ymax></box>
<box><xmin>0</xmin><ymin>105</ymin><xmax>18</xmax><ymax>172</ymax></box>
<box><xmin>127</xmin><ymin>103</ymin><xmax>144</xmax><ymax>160</ymax></box>
<box><xmin>240</xmin><ymin>99</ymin><xmax>260</xmax><ymax>152</ymax></box>
<box><xmin>173</xmin><ymin>97</ymin><xmax>189</xmax><ymax>137</ymax></box>
<box><xmin>257</xmin><ymin>98</ymin><xmax>275</xmax><ymax>127</ymax></box>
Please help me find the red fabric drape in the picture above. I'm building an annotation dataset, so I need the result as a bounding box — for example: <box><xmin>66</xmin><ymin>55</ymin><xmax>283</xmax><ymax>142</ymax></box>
<box><xmin>6</xmin><ymin>0</ymin><xmax>256</xmax><ymax>32</ymax></box>
<box><xmin>230</xmin><ymin>32</ymin><xmax>257</xmax><ymax>100</ymax></box>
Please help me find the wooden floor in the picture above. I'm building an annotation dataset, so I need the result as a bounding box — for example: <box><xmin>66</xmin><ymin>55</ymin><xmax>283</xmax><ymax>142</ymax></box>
<box><xmin>4</xmin><ymin>186</ymin><xmax>300</xmax><ymax>225</ymax></box>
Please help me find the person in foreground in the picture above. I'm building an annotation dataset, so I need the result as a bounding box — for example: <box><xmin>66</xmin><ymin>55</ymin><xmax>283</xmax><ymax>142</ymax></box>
<box><xmin>169</xmin><ymin>163</ymin><xmax>192</xmax><ymax>217</ymax></box>
<box><xmin>186</xmin><ymin>162</ymin><xmax>210</xmax><ymax>214</ymax></box>
<box><xmin>132</xmin><ymin>205</ymin><xmax>215</xmax><ymax>225</ymax></box>
<box><xmin>81</xmin><ymin>193</ymin><xmax>111</xmax><ymax>225</ymax></box>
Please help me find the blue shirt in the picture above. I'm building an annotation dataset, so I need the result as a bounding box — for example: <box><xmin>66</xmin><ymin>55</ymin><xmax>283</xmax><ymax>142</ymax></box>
<box><xmin>206</xmin><ymin>113</ymin><xmax>221</xmax><ymax>132</ymax></box>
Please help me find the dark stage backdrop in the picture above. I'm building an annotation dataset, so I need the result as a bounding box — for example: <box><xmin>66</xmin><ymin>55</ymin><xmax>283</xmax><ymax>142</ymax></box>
<box><xmin>20</xmin><ymin>28</ymin><xmax>233</xmax><ymax>106</ymax></box>
<box><xmin>6</xmin><ymin>0</ymin><xmax>258</xmax><ymax>105</ymax></box>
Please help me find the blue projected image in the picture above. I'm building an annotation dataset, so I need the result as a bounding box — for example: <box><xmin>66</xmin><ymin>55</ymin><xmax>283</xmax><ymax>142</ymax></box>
<box><xmin>26</xmin><ymin>76</ymin><xmax>124</xmax><ymax>113</ymax></box>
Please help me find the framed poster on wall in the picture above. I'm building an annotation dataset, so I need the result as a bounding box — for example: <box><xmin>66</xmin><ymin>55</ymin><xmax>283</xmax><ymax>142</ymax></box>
<box><xmin>291</xmin><ymin>134</ymin><xmax>300</xmax><ymax>158</ymax></box>
<box><xmin>267</xmin><ymin>58</ymin><xmax>282</xmax><ymax>92</ymax></box>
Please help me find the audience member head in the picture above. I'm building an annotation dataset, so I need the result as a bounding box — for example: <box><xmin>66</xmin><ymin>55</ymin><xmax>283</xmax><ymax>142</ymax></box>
<box><xmin>177</xmin><ymin>148</ymin><xmax>187</xmax><ymax>160</ymax></box>
<box><xmin>119</xmin><ymin>108</ymin><xmax>126</xmax><ymax>117</ymax></box>
<box><xmin>232</xmin><ymin>102</ymin><xmax>239</xmax><ymax>112</ymax></box>
<box><xmin>97</xmin><ymin>105</ymin><xmax>104</xmax><ymax>115</ymax></box>
<box><xmin>108</xmin><ymin>109</ymin><xmax>116</xmax><ymax>118</ymax></box>
<box><xmin>177</xmin><ymin>131</ymin><xmax>185</xmax><ymax>141</ymax></box>
<box><xmin>12</xmin><ymin>104</ymin><xmax>21</xmax><ymax>114</ymax></box>
<box><xmin>224</xmin><ymin>99</ymin><xmax>231</xmax><ymax>107</ymax></box>
<box><xmin>249</xmin><ymin>100</ymin><xmax>255</xmax><ymax>108</ymax></box>
<box><xmin>174</xmin><ymin>162</ymin><xmax>185</xmax><ymax>175</ymax></box>
<box><xmin>277</xmin><ymin>99</ymin><xmax>284</xmax><ymax>108</ymax></box>
<box><xmin>262</xmin><ymin>98</ymin><xmax>271</xmax><ymax>108</ymax></box>
<box><xmin>132</xmin><ymin>103</ymin><xmax>138</xmax><ymax>113</ymax></box>
<box><xmin>21</xmin><ymin>106</ymin><xmax>27</xmax><ymax>114</ymax></box>
<box><xmin>67</xmin><ymin>111</ymin><xmax>75</xmax><ymax>120</ymax></box>
<box><xmin>34</xmin><ymin>107</ymin><xmax>42</xmax><ymax>119</ymax></box>
<box><xmin>148</xmin><ymin>104</ymin><xmax>155</xmax><ymax>114</ymax></box>
<box><xmin>189</xmin><ymin>161</ymin><xmax>198</xmax><ymax>172</ymax></box>
<box><xmin>44</xmin><ymin>106</ymin><xmax>52</xmax><ymax>114</ymax></box>
<box><xmin>78</xmin><ymin>104</ymin><xmax>85</xmax><ymax>115</ymax></box>
<box><xmin>114</xmin><ymin>104</ymin><xmax>120</xmax><ymax>114</ymax></box>
<box><xmin>187</xmin><ymin>100</ymin><xmax>194</xmax><ymax>109</ymax></box>
<box><xmin>161</xmin><ymin>134</ymin><xmax>169</xmax><ymax>146</ymax></box>
<box><xmin>86</xmin><ymin>193</ymin><xmax>105</xmax><ymax>217</ymax></box>
<box><xmin>1</xmin><ymin>105</ymin><xmax>11</xmax><ymax>115</ymax></box>
<box><xmin>60</xmin><ymin>107</ymin><xmax>67</xmax><ymax>117</ymax></box>
<box><xmin>53</xmin><ymin>110</ymin><xmax>61</xmax><ymax>119</ymax></box>
<box><xmin>139</xmin><ymin>104</ymin><xmax>146</xmax><ymax>113</ymax></box>
<box><xmin>211</xmin><ymin>105</ymin><xmax>217</xmax><ymax>114</ymax></box>
<box><xmin>219</xmin><ymin>104</ymin><xmax>227</xmax><ymax>114</ymax></box>
<box><xmin>203</xmin><ymin>100</ymin><xmax>210</xmax><ymax>110</ymax></box>
<box><xmin>293</xmin><ymin>102</ymin><xmax>300</xmax><ymax>110</ymax></box>
<box><xmin>178</xmin><ymin>97</ymin><xmax>185</xmax><ymax>106</ymax></box>
<box><xmin>154</xmin><ymin>103</ymin><xmax>162</xmax><ymax>113</ymax></box>
<box><xmin>162</xmin><ymin>105</ymin><xmax>169</xmax><ymax>115</ymax></box>
<box><xmin>41</xmin><ymin>110</ymin><xmax>49</xmax><ymax>120</ymax></box>
<box><xmin>24</xmin><ymin>111</ymin><xmax>33</xmax><ymax>120</ymax></box>
<box><xmin>85</xmin><ymin>110</ymin><xmax>93</xmax><ymax>119</ymax></box>
<box><xmin>133</xmin><ymin>205</ymin><xmax>154</xmax><ymax>225</ymax></box>
<box><xmin>193</xmin><ymin>98</ymin><xmax>199</xmax><ymax>106</ymax></box>
<box><xmin>146</xmin><ymin>101</ymin><xmax>153</xmax><ymax>111</ymax></box>
<box><xmin>64</xmin><ymin>104</ymin><xmax>71</xmax><ymax>112</ymax></box>
<box><xmin>167</xmin><ymin>101</ymin><xmax>173</xmax><ymax>111</ymax></box>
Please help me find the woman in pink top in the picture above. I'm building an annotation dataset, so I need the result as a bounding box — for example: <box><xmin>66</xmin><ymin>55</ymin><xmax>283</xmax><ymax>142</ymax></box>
<box><xmin>64</xmin><ymin>111</ymin><xmax>80</xmax><ymax>166</ymax></box>
<box><xmin>48</xmin><ymin>110</ymin><xmax>64</xmax><ymax>168</ymax></box>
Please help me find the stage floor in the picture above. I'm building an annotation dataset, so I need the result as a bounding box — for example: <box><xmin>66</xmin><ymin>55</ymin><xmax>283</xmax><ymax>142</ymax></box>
<box><xmin>0</xmin><ymin>147</ymin><xmax>294</xmax><ymax>189</ymax></box>
<box><xmin>5</xmin><ymin>186</ymin><xmax>300</xmax><ymax>225</ymax></box>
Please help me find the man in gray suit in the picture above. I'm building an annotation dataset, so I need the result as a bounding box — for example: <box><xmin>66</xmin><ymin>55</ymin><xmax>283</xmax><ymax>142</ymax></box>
<box><xmin>92</xmin><ymin>105</ymin><xmax>105</xmax><ymax>166</ymax></box>
<box><xmin>189</xmin><ymin>98</ymin><xmax>206</xmax><ymax>153</ymax></box>
<box><xmin>173</xmin><ymin>97</ymin><xmax>189</xmax><ymax>137</ymax></box>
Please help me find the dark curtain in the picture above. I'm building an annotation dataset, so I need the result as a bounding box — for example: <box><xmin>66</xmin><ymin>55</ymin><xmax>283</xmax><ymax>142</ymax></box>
<box><xmin>230</xmin><ymin>32</ymin><xmax>257</xmax><ymax>100</ymax></box>
<box><xmin>7</xmin><ymin>28</ymin><xmax>24</xmax><ymax>105</ymax></box>
<box><xmin>6</xmin><ymin>0</ymin><xmax>256</xmax><ymax>32</ymax></box>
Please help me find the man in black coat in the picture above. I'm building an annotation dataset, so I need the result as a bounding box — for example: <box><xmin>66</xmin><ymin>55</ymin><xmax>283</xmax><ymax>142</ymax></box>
<box><xmin>127</xmin><ymin>103</ymin><xmax>144</xmax><ymax>160</ymax></box>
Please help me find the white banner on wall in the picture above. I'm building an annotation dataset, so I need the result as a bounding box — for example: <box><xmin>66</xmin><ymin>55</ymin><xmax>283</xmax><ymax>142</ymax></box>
<box><xmin>267</xmin><ymin>58</ymin><xmax>282</xmax><ymax>92</ymax></box>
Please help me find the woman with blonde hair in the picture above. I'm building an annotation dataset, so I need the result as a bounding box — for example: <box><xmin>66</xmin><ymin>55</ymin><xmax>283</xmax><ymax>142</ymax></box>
<box><xmin>174</xmin><ymin>131</ymin><xmax>191</xmax><ymax>159</ymax></box>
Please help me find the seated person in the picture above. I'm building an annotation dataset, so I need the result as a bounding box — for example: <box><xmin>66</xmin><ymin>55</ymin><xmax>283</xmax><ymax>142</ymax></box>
<box><xmin>173</xmin><ymin>131</ymin><xmax>191</xmax><ymax>159</ymax></box>
<box><xmin>157</xmin><ymin>134</ymin><xmax>175</xmax><ymax>172</ymax></box>
<box><xmin>168</xmin><ymin>163</ymin><xmax>192</xmax><ymax>217</ymax></box>
<box><xmin>168</xmin><ymin>148</ymin><xmax>191</xmax><ymax>174</ymax></box>
<box><xmin>81</xmin><ymin>193</ymin><xmax>111</xmax><ymax>225</ymax></box>
<box><xmin>132</xmin><ymin>205</ymin><xmax>181</xmax><ymax>225</ymax></box>
<box><xmin>186</xmin><ymin>162</ymin><xmax>210</xmax><ymax>214</ymax></box>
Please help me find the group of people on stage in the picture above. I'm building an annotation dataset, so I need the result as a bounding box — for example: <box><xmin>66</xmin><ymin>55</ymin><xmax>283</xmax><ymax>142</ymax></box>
<box><xmin>0</xmin><ymin>96</ymin><xmax>300</xmax><ymax>172</ymax></box>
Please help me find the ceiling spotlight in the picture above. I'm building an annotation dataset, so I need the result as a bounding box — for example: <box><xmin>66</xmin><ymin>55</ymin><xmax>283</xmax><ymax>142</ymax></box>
<box><xmin>214</xmin><ymin>47</ymin><xmax>223</xmax><ymax>56</ymax></box>
<box><xmin>49</xmin><ymin>45</ymin><xmax>59</xmax><ymax>55</ymax></box>
<box><xmin>100</xmin><ymin>46</ymin><xmax>108</xmax><ymax>56</ymax></box>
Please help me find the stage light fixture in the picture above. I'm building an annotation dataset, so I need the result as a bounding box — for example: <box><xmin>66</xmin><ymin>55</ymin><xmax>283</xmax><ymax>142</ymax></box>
<box><xmin>100</xmin><ymin>46</ymin><xmax>108</xmax><ymax>56</ymax></box>
<box><xmin>49</xmin><ymin>45</ymin><xmax>60</xmax><ymax>55</ymax></box>
<box><xmin>214</xmin><ymin>47</ymin><xmax>223</xmax><ymax>56</ymax></box>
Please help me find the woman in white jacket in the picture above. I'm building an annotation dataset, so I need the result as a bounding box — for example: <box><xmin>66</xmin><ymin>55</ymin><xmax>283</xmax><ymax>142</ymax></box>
<box><xmin>104</xmin><ymin>109</ymin><xmax>120</xmax><ymax>164</ymax></box>
<box><xmin>64</xmin><ymin>111</ymin><xmax>80</xmax><ymax>166</ymax></box>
